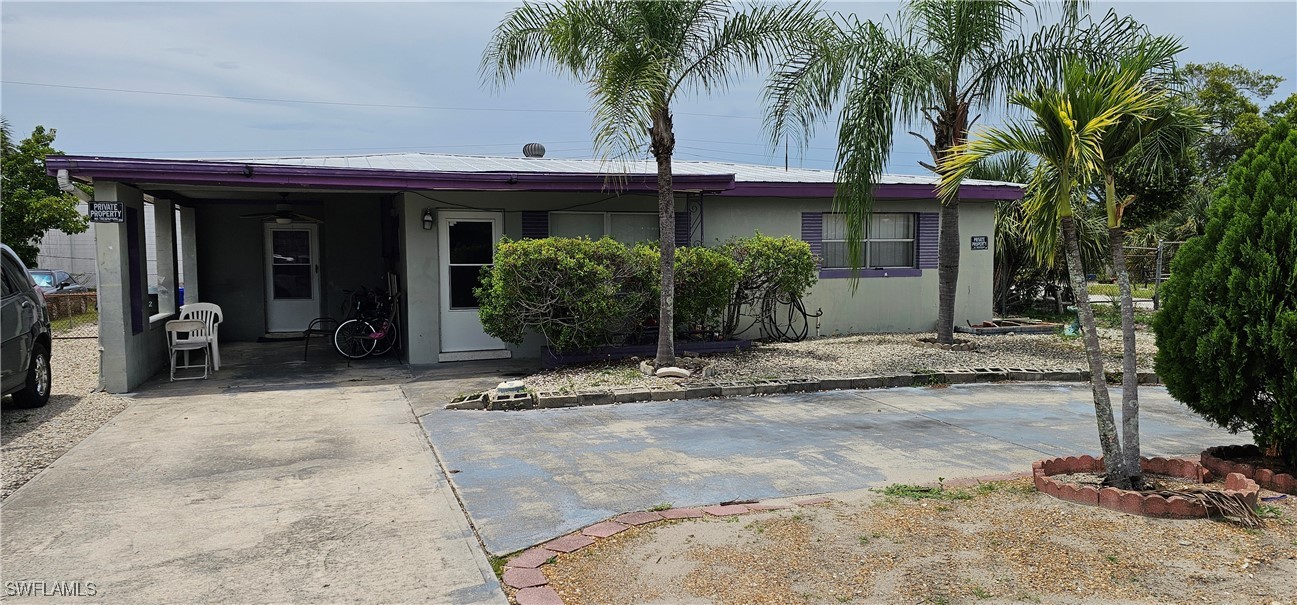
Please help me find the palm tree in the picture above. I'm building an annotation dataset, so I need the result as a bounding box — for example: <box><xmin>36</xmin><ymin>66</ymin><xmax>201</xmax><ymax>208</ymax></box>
<box><xmin>939</xmin><ymin>62</ymin><xmax>1161</xmax><ymax>487</ymax></box>
<box><xmin>482</xmin><ymin>0</ymin><xmax>822</xmax><ymax>367</ymax></box>
<box><xmin>765</xmin><ymin>1</ymin><xmax>1155</xmax><ymax>345</ymax></box>
<box><xmin>1092</xmin><ymin>66</ymin><xmax>1203</xmax><ymax>483</ymax></box>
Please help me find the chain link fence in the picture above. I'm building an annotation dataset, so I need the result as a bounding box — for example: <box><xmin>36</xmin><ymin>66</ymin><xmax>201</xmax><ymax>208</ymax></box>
<box><xmin>46</xmin><ymin>292</ymin><xmax>99</xmax><ymax>339</ymax></box>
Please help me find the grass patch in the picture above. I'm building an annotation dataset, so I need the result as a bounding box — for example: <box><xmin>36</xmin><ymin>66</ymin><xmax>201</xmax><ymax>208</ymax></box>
<box><xmin>649</xmin><ymin>502</ymin><xmax>672</xmax><ymax>512</ymax></box>
<box><xmin>487</xmin><ymin>555</ymin><xmax>506</xmax><ymax>579</ymax></box>
<box><xmin>50</xmin><ymin>310</ymin><xmax>97</xmax><ymax>332</ymax></box>
<box><xmin>875</xmin><ymin>483</ymin><xmax>974</xmax><ymax>501</ymax></box>
<box><xmin>1087</xmin><ymin>283</ymin><xmax>1156</xmax><ymax>299</ymax></box>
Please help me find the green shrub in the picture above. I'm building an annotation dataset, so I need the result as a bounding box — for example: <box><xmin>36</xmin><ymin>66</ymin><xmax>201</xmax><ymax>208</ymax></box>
<box><xmin>476</xmin><ymin>237</ymin><xmax>654</xmax><ymax>352</ymax></box>
<box><xmin>724</xmin><ymin>233</ymin><xmax>818</xmax><ymax>298</ymax></box>
<box><xmin>674</xmin><ymin>246</ymin><xmax>741</xmax><ymax>334</ymax></box>
<box><xmin>477</xmin><ymin>233</ymin><xmax>816</xmax><ymax>350</ymax></box>
<box><xmin>1153</xmin><ymin>119</ymin><xmax>1297</xmax><ymax>465</ymax></box>
<box><xmin>719</xmin><ymin>233</ymin><xmax>818</xmax><ymax>337</ymax></box>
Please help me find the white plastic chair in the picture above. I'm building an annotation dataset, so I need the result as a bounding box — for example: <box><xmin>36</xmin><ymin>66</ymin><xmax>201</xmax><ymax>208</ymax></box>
<box><xmin>179</xmin><ymin>302</ymin><xmax>223</xmax><ymax>371</ymax></box>
<box><xmin>166</xmin><ymin>319</ymin><xmax>210</xmax><ymax>381</ymax></box>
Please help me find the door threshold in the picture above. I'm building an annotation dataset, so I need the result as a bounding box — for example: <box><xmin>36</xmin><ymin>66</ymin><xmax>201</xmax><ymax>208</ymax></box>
<box><xmin>439</xmin><ymin>349</ymin><xmax>512</xmax><ymax>362</ymax></box>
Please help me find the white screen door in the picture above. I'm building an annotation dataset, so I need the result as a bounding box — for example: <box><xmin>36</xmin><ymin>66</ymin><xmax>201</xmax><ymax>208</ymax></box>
<box><xmin>438</xmin><ymin>211</ymin><xmax>509</xmax><ymax>359</ymax></box>
<box><xmin>263</xmin><ymin>223</ymin><xmax>320</xmax><ymax>333</ymax></box>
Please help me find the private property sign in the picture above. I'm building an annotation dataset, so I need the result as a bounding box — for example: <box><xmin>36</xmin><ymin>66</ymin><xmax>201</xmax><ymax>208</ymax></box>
<box><xmin>88</xmin><ymin>202</ymin><xmax>125</xmax><ymax>223</ymax></box>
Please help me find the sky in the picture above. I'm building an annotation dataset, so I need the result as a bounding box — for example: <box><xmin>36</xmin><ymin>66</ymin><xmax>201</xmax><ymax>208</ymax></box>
<box><xmin>2</xmin><ymin>1</ymin><xmax>1295</xmax><ymax>175</ymax></box>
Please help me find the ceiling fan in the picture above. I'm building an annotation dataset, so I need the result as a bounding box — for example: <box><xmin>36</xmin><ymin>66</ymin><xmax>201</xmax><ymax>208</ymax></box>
<box><xmin>239</xmin><ymin>194</ymin><xmax>323</xmax><ymax>224</ymax></box>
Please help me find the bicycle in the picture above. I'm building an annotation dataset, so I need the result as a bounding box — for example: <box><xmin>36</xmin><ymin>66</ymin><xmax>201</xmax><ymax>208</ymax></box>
<box><xmin>333</xmin><ymin>289</ymin><xmax>401</xmax><ymax>359</ymax></box>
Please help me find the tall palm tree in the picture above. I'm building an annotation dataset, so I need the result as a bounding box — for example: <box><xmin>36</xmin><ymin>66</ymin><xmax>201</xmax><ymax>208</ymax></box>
<box><xmin>765</xmin><ymin>1</ymin><xmax>1155</xmax><ymax>345</ymax></box>
<box><xmin>1092</xmin><ymin>63</ymin><xmax>1203</xmax><ymax>482</ymax></box>
<box><xmin>939</xmin><ymin>62</ymin><xmax>1161</xmax><ymax>487</ymax></box>
<box><xmin>482</xmin><ymin>0</ymin><xmax>822</xmax><ymax>367</ymax></box>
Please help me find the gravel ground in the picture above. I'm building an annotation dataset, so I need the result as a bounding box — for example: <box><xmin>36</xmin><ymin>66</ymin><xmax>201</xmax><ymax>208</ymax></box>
<box><xmin>2</xmin><ymin>335</ymin><xmax>133</xmax><ymax>500</ymax></box>
<box><xmin>545</xmin><ymin>480</ymin><xmax>1297</xmax><ymax>605</ymax></box>
<box><xmin>525</xmin><ymin>327</ymin><xmax>1157</xmax><ymax>394</ymax></box>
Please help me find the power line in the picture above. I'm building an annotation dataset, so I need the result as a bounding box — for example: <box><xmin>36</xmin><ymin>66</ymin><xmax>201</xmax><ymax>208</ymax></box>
<box><xmin>88</xmin><ymin>142</ymin><xmax>592</xmax><ymax>155</ymax></box>
<box><xmin>1</xmin><ymin>80</ymin><xmax>761</xmax><ymax>121</ymax></box>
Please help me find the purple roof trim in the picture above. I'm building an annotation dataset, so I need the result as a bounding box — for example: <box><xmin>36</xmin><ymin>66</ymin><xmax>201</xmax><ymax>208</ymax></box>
<box><xmin>722</xmin><ymin>181</ymin><xmax>1022</xmax><ymax>200</ymax></box>
<box><xmin>45</xmin><ymin>155</ymin><xmax>733</xmax><ymax>193</ymax></box>
<box><xmin>45</xmin><ymin>155</ymin><xmax>1023</xmax><ymax>200</ymax></box>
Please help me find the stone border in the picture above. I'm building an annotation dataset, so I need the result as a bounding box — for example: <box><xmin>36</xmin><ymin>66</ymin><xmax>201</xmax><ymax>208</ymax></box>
<box><xmin>1032</xmin><ymin>455</ymin><xmax>1260</xmax><ymax>518</ymax></box>
<box><xmin>914</xmin><ymin>337</ymin><xmax>976</xmax><ymax>351</ymax></box>
<box><xmin>1201</xmin><ymin>444</ymin><xmax>1297</xmax><ymax>495</ymax></box>
<box><xmin>500</xmin><ymin>496</ymin><xmax>836</xmax><ymax>605</ymax></box>
<box><xmin>448</xmin><ymin>367</ymin><xmax>1163</xmax><ymax>410</ymax></box>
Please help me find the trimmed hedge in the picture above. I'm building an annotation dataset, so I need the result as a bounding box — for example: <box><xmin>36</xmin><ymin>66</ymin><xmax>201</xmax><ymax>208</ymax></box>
<box><xmin>477</xmin><ymin>234</ymin><xmax>815</xmax><ymax>352</ymax></box>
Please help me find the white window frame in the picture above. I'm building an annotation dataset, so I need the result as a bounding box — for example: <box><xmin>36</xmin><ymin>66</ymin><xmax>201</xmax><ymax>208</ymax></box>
<box><xmin>550</xmin><ymin>211</ymin><xmax>658</xmax><ymax>242</ymax></box>
<box><xmin>821</xmin><ymin>212</ymin><xmax>918</xmax><ymax>269</ymax></box>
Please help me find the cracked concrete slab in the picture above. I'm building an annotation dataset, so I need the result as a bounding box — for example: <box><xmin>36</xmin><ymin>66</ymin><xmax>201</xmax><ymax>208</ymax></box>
<box><xmin>1</xmin><ymin>346</ymin><xmax>505</xmax><ymax>605</ymax></box>
<box><xmin>420</xmin><ymin>383</ymin><xmax>1245</xmax><ymax>555</ymax></box>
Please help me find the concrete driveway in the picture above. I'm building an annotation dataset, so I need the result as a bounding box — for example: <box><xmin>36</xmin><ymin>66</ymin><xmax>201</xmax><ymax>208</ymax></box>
<box><xmin>1</xmin><ymin>344</ymin><xmax>505</xmax><ymax>605</ymax></box>
<box><xmin>420</xmin><ymin>383</ymin><xmax>1245</xmax><ymax>555</ymax></box>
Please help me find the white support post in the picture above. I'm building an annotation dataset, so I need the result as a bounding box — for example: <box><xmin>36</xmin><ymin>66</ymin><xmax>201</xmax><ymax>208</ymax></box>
<box><xmin>179</xmin><ymin>206</ymin><xmax>199</xmax><ymax>304</ymax></box>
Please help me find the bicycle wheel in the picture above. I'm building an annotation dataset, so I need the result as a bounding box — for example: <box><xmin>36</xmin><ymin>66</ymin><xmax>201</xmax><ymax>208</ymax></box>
<box><xmin>334</xmin><ymin>319</ymin><xmax>377</xmax><ymax>359</ymax></box>
<box><xmin>369</xmin><ymin>319</ymin><xmax>399</xmax><ymax>357</ymax></box>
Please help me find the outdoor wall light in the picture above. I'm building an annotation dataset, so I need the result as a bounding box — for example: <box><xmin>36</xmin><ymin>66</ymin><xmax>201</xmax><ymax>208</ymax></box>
<box><xmin>422</xmin><ymin>209</ymin><xmax>434</xmax><ymax>231</ymax></box>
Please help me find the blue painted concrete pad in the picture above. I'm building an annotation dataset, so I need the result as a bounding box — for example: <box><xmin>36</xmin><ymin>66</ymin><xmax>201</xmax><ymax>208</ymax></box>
<box><xmin>419</xmin><ymin>383</ymin><xmax>1244</xmax><ymax>555</ymax></box>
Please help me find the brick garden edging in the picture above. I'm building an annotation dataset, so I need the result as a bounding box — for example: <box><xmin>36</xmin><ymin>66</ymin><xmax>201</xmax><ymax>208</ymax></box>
<box><xmin>1032</xmin><ymin>455</ymin><xmax>1261</xmax><ymax>518</ymax></box>
<box><xmin>1201</xmin><ymin>444</ymin><xmax>1297</xmax><ymax>495</ymax></box>
<box><xmin>447</xmin><ymin>367</ymin><xmax>1164</xmax><ymax>410</ymax></box>
<box><xmin>500</xmin><ymin>496</ymin><xmax>836</xmax><ymax>605</ymax></box>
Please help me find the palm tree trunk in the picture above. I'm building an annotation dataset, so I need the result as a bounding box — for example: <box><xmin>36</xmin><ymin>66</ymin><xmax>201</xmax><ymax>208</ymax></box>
<box><xmin>936</xmin><ymin>198</ymin><xmax>960</xmax><ymax>344</ymax></box>
<box><xmin>1109</xmin><ymin>225</ymin><xmax>1142</xmax><ymax>484</ymax></box>
<box><xmin>651</xmin><ymin>108</ymin><xmax>676</xmax><ymax>367</ymax></box>
<box><xmin>1062</xmin><ymin>215</ymin><xmax>1128</xmax><ymax>487</ymax></box>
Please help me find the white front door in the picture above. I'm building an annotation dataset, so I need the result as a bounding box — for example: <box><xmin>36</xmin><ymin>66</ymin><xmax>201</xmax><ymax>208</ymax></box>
<box><xmin>264</xmin><ymin>223</ymin><xmax>321</xmax><ymax>333</ymax></box>
<box><xmin>438</xmin><ymin>211</ymin><xmax>509</xmax><ymax>360</ymax></box>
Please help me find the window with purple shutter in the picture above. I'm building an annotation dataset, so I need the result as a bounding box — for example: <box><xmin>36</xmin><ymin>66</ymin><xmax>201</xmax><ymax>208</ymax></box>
<box><xmin>805</xmin><ymin>211</ymin><xmax>927</xmax><ymax>278</ymax></box>
<box><xmin>917</xmin><ymin>212</ymin><xmax>939</xmax><ymax>269</ymax></box>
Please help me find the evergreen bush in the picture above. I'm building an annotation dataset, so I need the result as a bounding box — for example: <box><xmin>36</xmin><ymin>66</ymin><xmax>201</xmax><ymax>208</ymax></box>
<box><xmin>1153</xmin><ymin>118</ymin><xmax>1297</xmax><ymax>464</ymax></box>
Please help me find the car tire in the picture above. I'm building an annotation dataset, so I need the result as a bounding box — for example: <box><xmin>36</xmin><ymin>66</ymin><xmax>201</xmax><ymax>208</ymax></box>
<box><xmin>11</xmin><ymin>342</ymin><xmax>52</xmax><ymax>408</ymax></box>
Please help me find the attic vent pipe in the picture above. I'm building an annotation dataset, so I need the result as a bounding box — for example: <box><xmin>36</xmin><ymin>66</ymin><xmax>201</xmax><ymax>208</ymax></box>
<box><xmin>522</xmin><ymin>143</ymin><xmax>546</xmax><ymax>158</ymax></box>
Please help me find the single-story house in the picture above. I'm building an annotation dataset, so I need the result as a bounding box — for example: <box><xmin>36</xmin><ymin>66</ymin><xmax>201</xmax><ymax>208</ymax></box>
<box><xmin>45</xmin><ymin>151</ymin><xmax>1022</xmax><ymax>392</ymax></box>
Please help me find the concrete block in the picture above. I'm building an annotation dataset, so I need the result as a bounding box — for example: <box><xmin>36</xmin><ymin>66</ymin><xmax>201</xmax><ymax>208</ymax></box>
<box><xmin>612</xmin><ymin>388</ymin><xmax>652</xmax><ymax>403</ymax></box>
<box><xmin>719</xmin><ymin>382</ymin><xmax>756</xmax><ymax>397</ymax></box>
<box><xmin>681</xmin><ymin>384</ymin><xmax>721</xmax><ymax>399</ymax></box>
<box><xmin>578</xmin><ymin>391</ymin><xmax>614</xmax><ymax>406</ymax></box>
<box><xmin>819</xmin><ymin>377</ymin><xmax>854</xmax><ymax>391</ymax></box>
<box><xmin>534</xmin><ymin>392</ymin><xmax>580</xmax><ymax>408</ymax></box>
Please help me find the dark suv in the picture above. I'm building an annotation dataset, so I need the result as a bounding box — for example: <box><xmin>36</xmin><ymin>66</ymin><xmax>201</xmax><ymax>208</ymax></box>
<box><xmin>2</xmin><ymin>244</ymin><xmax>53</xmax><ymax>407</ymax></box>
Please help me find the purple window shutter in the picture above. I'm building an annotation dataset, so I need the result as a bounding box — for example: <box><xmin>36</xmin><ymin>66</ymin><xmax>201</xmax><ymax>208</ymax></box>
<box><xmin>674</xmin><ymin>207</ymin><xmax>690</xmax><ymax>245</ymax></box>
<box><xmin>917</xmin><ymin>212</ymin><xmax>939</xmax><ymax>269</ymax></box>
<box><xmin>801</xmin><ymin>212</ymin><xmax>823</xmax><ymax>264</ymax></box>
<box><xmin>521</xmin><ymin>211</ymin><xmax>549</xmax><ymax>238</ymax></box>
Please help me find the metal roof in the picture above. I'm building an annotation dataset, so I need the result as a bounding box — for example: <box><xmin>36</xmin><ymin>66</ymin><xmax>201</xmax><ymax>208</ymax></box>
<box><xmin>223</xmin><ymin>152</ymin><xmax>1016</xmax><ymax>187</ymax></box>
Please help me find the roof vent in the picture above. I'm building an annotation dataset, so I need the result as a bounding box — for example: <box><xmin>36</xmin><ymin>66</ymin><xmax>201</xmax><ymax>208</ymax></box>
<box><xmin>522</xmin><ymin>142</ymin><xmax>546</xmax><ymax>158</ymax></box>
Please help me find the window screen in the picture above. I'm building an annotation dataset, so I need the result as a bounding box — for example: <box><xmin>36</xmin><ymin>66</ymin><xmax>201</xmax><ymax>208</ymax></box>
<box><xmin>549</xmin><ymin>213</ymin><xmax>605</xmax><ymax>239</ymax></box>
<box><xmin>608</xmin><ymin>214</ymin><xmax>657</xmax><ymax>244</ymax></box>
<box><xmin>821</xmin><ymin>213</ymin><xmax>917</xmax><ymax>269</ymax></box>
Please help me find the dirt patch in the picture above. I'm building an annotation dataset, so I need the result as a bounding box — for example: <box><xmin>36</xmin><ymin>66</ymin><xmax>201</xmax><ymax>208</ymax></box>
<box><xmin>1052</xmin><ymin>471</ymin><xmax>1204</xmax><ymax>491</ymax></box>
<box><xmin>545</xmin><ymin>480</ymin><xmax>1297</xmax><ymax>604</ymax></box>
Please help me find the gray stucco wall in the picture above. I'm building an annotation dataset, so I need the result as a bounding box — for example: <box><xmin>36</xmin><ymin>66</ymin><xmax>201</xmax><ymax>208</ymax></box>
<box><xmin>703</xmin><ymin>196</ymin><xmax>995</xmax><ymax>335</ymax></box>
<box><xmin>396</xmin><ymin>189</ymin><xmax>994</xmax><ymax>361</ymax></box>
<box><xmin>92</xmin><ymin>182</ymin><xmax>172</xmax><ymax>392</ymax></box>
<box><xmin>194</xmin><ymin>196</ymin><xmax>386</xmax><ymax>342</ymax></box>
